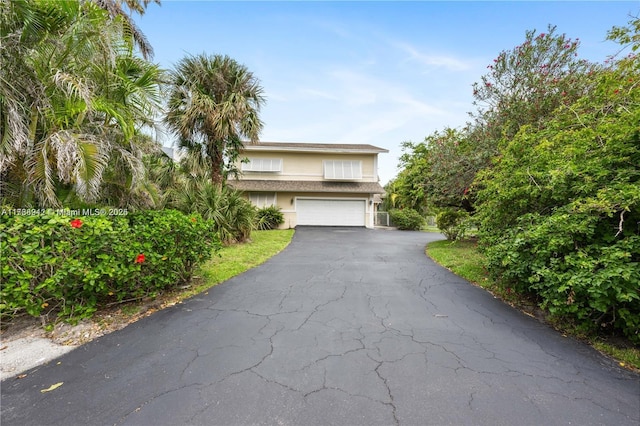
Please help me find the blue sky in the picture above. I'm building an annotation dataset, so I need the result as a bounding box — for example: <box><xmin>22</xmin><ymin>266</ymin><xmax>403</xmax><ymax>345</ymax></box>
<box><xmin>136</xmin><ymin>1</ymin><xmax>639</xmax><ymax>184</ymax></box>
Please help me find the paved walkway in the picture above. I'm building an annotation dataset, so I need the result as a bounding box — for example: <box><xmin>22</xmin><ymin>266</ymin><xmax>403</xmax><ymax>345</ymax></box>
<box><xmin>1</xmin><ymin>227</ymin><xmax>638</xmax><ymax>425</ymax></box>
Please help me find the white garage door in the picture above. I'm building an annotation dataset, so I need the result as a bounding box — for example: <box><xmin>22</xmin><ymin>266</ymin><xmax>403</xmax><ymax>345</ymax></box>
<box><xmin>296</xmin><ymin>199</ymin><xmax>366</xmax><ymax>226</ymax></box>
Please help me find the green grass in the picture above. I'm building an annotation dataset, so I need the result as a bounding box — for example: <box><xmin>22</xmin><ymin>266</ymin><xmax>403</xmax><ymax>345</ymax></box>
<box><xmin>421</xmin><ymin>225</ymin><xmax>440</xmax><ymax>233</ymax></box>
<box><xmin>592</xmin><ymin>341</ymin><xmax>640</xmax><ymax>370</ymax></box>
<box><xmin>426</xmin><ymin>240</ymin><xmax>491</xmax><ymax>287</ymax></box>
<box><xmin>193</xmin><ymin>229</ymin><xmax>295</xmax><ymax>295</ymax></box>
<box><xmin>425</xmin><ymin>239</ymin><xmax>640</xmax><ymax>371</ymax></box>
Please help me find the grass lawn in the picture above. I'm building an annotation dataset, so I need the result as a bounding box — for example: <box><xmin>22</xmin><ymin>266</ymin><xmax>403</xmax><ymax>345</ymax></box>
<box><xmin>421</xmin><ymin>225</ymin><xmax>440</xmax><ymax>233</ymax></box>
<box><xmin>191</xmin><ymin>229</ymin><xmax>295</xmax><ymax>295</ymax></box>
<box><xmin>425</xmin><ymin>239</ymin><xmax>640</xmax><ymax>372</ymax></box>
<box><xmin>426</xmin><ymin>240</ymin><xmax>489</xmax><ymax>286</ymax></box>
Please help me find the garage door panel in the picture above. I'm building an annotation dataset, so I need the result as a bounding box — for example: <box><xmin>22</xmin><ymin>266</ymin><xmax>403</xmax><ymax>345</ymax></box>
<box><xmin>297</xmin><ymin>199</ymin><xmax>365</xmax><ymax>226</ymax></box>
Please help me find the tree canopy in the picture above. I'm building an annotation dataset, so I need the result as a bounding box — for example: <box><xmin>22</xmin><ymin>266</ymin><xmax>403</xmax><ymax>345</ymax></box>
<box><xmin>1</xmin><ymin>0</ymin><xmax>163</xmax><ymax>208</ymax></box>
<box><xmin>391</xmin><ymin>16</ymin><xmax>640</xmax><ymax>342</ymax></box>
<box><xmin>165</xmin><ymin>54</ymin><xmax>265</xmax><ymax>187</ymax></box>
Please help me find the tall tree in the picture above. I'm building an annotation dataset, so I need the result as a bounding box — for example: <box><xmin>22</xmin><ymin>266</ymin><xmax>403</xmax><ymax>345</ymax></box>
<box><xmin>0</xmin><ymin>0</ymin><xmax>163</xmax><ymax>207</ymax></box>
<box><xmin>92</xmin><ymin>0</ymin><xmax>161</xmax><ymax>60</ymax></box>
<box><xmin>388</xmin><ymin>25</ymin><xmax>600</xmax><ymax>216</ymax></box>
<box><xmin>474</xmin><ymin>17</ymin><xmax>640</xmax><ymax>341</ymax></box>
<box><xmin>471</xmin><ymin>24</ymin><xmax>598</xmax><ymax>144</ymax></box>
<box><xmin>165</xmin><ymin>54</ymin><xmax>265</xmax><ymax>187</ymax></box>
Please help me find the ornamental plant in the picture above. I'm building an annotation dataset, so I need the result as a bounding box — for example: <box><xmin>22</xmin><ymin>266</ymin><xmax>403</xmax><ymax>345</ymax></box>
<box><xmin>0</xmin><ymin>209</ymin><xmax>221</xmax><ymax>323</ymax></box>
<box><xmin>389</xmin><ymin>208</ymin><xmax>425</xmax><ymax>230</ymax></box>
<box><xmin>256</xmin><ymin>205</ymin><xmax>284</xmax><ymax>230</ymax></box>
<box><xmin>475</xmin><ymin>21</ymin><xmax>640</xmax><ymax>342</ymax></box>
<box><xmin>436</xmin><ymin>208</ymin><xmax>471</xmax><ymax>240</ymax></box>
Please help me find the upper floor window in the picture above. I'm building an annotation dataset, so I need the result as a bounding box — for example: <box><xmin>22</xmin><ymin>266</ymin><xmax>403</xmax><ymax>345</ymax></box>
<box><xmin>323</xmin><ymin>160</ymin><xmax>362</xmax><ymax>180</ymax></box>
<box><xmin>242</xmin><ymin>158</ymin><xmax>282</xmax><ymax>172</ymax></box>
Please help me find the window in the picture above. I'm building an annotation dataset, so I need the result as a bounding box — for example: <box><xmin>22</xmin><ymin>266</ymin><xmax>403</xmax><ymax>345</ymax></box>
<box><xmin>249</xmin><ymin>192</ymin><xmax>276</xmax><ymax>208</ymax></box>
<box><xmin>242</xmin><ymin>158</ymin><xmax>282</xmax><ymax>172</ymax></box>
<box><xmin>323</xmin><ymin>160</ymin><xmax>362</xmax><ymax>180</ymax></box>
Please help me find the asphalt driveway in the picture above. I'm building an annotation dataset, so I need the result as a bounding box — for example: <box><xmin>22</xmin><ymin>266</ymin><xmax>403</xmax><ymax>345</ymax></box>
<box><xmin>1</xmin><ymin>227</ymin><xmax>638</xmax><ymax>425</ymax></box>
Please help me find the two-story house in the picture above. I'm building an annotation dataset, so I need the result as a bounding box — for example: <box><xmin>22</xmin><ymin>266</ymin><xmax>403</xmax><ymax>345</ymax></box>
<box><xmin>228</xmin><ymin>142</ymin><xmax>388</xmax><ymax>228</ymax></box>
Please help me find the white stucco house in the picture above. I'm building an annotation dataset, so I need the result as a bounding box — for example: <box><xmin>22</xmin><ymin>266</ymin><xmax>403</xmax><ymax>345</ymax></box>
<box><xmin>228</xmin><ymin>142</ymin><xmax>388</xmax><ymax>228</ymax></box>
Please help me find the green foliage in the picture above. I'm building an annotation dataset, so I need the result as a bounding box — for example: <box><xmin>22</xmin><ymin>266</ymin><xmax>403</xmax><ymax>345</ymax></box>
<box><xmin>165</xmin><ymin>54</ymin><xmax>265</xmax><ymax>187</ymax></box>
<box><xmin>390</xmin><ymin>25</ymin><xmax>599</xmax><ymax>218</ymax></box>
<box><xmin>426</xmin><ymin>240</ymin><xmax>490</xmax><ymax>288</ymax></box>
<box><xmin>1</xmin><ymin>0</ymin><xmax>164</xmax><ymax>208</ymax></box>
<box><xmin>427</xmin><ymin>238</ymin><xmax>640</xmax><ymax>369</ymax></box>
<box><xmin>201</xmin><ymin>230</ymin><xmax>295</xmax><ymax>288</ymax></box>
<box><xmin>171</xmin><ymin>181</ymin><xmax>256</xmax><ymax>244</ymax></box>
<box><xmin>0</xmin><ymin>210</ymin><xmax>220</xmax><ymax>323</ymax></box>
<box><xmin>389</xmin><ymin>209</ymin><xmax>425</xmax><ymax>230</ymax></box>
<box><xmin>471</xmin><ymin>24</ymin><xmax>597</xmax><ymax>142</ymax></box>
<box><xmin>423</xmin><ymin>131</ymin><xmax>478</xmax><ymax>212</ymax></box>
<box><xmin>476</xmin><ymin>31</ymin><xmax>640</xmax><ymax>342</ymax></box>
<box><xmin>256</xmin><ymin>205</ymin><xmax>284</xmax><ymax>230</ymax></box>
<box><xmin>387</xmin><ymin>17</ymin><xmax>640</xmax><ymax>344</ymax></box>
<box><xmin>436</xmin><ymin>208</ymin><xmax>471</xmax><ymax>241</ymax></box>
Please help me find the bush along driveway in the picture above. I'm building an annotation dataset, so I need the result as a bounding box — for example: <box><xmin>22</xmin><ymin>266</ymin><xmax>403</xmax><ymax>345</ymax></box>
<box><xmin>1</xmin><ymin>227</ymin><xmax>639</xmax><ymax>425</ymax></box>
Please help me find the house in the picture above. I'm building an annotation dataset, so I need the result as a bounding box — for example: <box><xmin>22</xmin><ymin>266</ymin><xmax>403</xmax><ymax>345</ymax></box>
<box><xmin>228</xmin><ymin>142</ymin><xmax>388</xmax><ymax>228</ymax></box>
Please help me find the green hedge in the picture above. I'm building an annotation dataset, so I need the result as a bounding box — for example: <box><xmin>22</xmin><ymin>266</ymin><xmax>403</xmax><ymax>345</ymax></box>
<box><xmin>389</xmin><ymin>208</ymin><xmax>425</xmax><ymax>230</ymax></box>
<box><xmin>0</xmin><ymin>210</ymin><xmax>220</xmax><ymax>322</ymax></box>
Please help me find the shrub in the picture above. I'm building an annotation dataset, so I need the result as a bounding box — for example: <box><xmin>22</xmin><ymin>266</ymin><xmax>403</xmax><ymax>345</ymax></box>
<box><xmin>0</xmin><ymin>210</ymin><xmax>220</xmax><ymax>323</ymax></box>
<box><xmin>436</xmin><ymin>208</ymin><xmax>470</xmax><ymax>240</ymax></box>
<box><xmin>475</xmin><ymin>45</ymin><xmax>640</xmax><ymax>342</ymax></box>
<box><xmin>389</xmin><ymin>209</ymin><xmax>424</xmax><ymax>230</ymax></box>
<box><xmin>256</xmin><ymin>205</ymin><xmax>284</xmax><ymax>230</ymax></box>
<box><xmin>218</xmin><ymin>189</ymin><xmax>256</xmax><ymax>243</ymax></box>
<box><xmin>172</xmin><ymin>182</ymin><xmax>256</xmax><ymax>244</ymax></box>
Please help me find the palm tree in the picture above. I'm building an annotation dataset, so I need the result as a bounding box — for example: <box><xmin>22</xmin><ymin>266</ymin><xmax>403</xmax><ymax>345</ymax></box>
<box><xmin>165</xmin><ymin>54</ymin><xmax>265</xmax><ymax>187</ymax></box>
<box><xmin>1</xmin><ymin>0</ymin><xmax>163</xmax><ymax>208</ymax></box>
<box><xmin>92</xmin><ymin>0</ymin><xmax>161</xmax><ymax>60</ymax></box>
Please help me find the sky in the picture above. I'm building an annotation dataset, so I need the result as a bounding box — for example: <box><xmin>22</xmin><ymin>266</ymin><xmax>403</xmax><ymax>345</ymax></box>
<box><xmin>135</xmin><ymin>1</ymin><xmax>640</xmax><ymax>185</ymax></box>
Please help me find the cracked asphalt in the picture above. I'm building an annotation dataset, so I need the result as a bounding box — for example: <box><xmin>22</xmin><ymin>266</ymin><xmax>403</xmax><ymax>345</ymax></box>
<box><xmin>1</xmin><ymin>227</ymin><xmax>639</xmax><ymax>425</ymax></box>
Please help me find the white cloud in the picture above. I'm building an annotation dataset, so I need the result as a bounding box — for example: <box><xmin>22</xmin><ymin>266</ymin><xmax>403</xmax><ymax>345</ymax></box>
<box><xmin>258</xmin><ymin>67</ymin><xmax>463</xmax><ymax>184</ymax></box>
<box><xmin>392</xmin><ymin>41</ymin><xmax>471</xmax><ymax>72</ymax></box>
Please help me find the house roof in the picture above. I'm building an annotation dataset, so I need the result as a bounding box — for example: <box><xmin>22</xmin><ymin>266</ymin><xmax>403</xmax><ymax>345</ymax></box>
<box><xmin>241</xmin><ymin>142</ymin><xmax>389</xmax><ymax>154</ymax></box>
<box><xmin>228</xmin><ymin>180</ymin><xmax>386</xmax><ymax>194</ymax></box>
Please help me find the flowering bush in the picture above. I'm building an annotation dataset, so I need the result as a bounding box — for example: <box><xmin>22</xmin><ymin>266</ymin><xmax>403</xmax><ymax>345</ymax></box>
<box><xmin>0</xmin><ymin>210</ymin><xmax>220</xmax><ymax>322</ymax></box>
<box><xmin>476</xmin><ymin>33</ymin><xmax>640</xmax><ymax>343</ymax></box>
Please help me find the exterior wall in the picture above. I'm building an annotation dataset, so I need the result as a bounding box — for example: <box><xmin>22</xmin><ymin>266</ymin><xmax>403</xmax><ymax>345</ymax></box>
<box><xmin>237</xmin><ymin>145</ymin><xmax>384</xmax><ymax>228</ymax></box>
<box><xmin>238</xmin><ymin>152</ymin><xmax>377</xmax><ymax>182</ymax></box>
<box><xmin>244</xmin><ymin>191</ymin><xmax>376</xmax><ymax>229</ymax></box>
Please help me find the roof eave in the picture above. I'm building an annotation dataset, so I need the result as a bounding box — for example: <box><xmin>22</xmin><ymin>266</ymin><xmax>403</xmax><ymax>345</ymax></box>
<box><xmin>241</xmin><ymin>143</ymin><xmax>389</xmax><ymax>154</ymax></box>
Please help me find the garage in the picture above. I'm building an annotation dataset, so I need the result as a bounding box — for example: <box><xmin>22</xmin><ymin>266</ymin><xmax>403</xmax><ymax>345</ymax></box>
<box><xmin>296</xmin><ymin>199</ymin><xmax>366</xmax><ymax>227</ymax></box>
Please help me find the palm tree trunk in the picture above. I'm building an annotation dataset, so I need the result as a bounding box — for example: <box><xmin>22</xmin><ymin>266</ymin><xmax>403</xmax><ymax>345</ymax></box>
<box><xmin>211</xmin><ymin>144</ymin><xmax>224</xmax><ymax>188</ymax></box>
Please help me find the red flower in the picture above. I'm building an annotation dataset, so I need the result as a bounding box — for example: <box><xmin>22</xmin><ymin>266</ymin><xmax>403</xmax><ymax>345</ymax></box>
<box><xmin>70</xmin><ymin>218</ymin><xmax>83</xmax><ymax>229</ymax></box>
<box><xmin>191</xmin><ymin>217</ymin><xmax>197</xmax><ymax>223</ymax></box>
<box><xmin>135</xmin><ymin>254</ymin><xmax>145</xmax><ymax>264</ymax></box>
